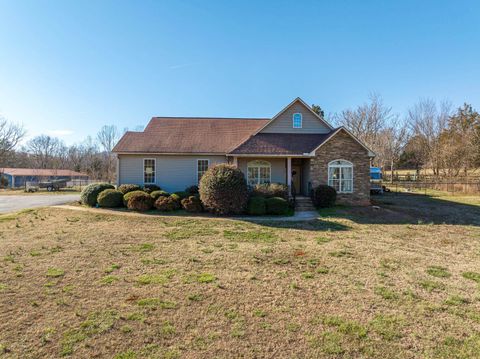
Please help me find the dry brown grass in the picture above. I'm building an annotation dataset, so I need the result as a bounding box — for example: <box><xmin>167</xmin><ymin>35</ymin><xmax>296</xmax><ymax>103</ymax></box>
<box><xmin>1</xmin><ymin>193</ymin><xmax>480</xmax><ymax>358</ymax></box>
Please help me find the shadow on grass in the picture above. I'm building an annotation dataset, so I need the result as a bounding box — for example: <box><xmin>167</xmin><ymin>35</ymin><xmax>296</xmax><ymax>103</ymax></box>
<box><xmin>329</xmin><ymin>192</ymin><xmax>480</xmax><ymax>226</ymax></box>
<box><xmin>238</xmin><ymin>217</ymin><xmax>351</xmax><ymax>231</ymax></box>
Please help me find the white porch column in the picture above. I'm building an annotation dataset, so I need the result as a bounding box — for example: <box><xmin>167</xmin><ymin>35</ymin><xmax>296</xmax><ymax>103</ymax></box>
<box><xmin>287</xmin><ymin>157</ymin><xmax>292</xmax><ymax>196</ymax></box>
<box><xmin>233</xmin><ymin>156</ymin><xmax>238</xmax><ymax>168</ymax></box>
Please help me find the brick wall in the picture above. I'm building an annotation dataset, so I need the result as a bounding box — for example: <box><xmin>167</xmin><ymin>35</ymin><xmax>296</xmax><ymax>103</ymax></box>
<box><xmin>309</xmin><ymin>130</ymin><xmax>371</xmax><ymax>205</ymax></box>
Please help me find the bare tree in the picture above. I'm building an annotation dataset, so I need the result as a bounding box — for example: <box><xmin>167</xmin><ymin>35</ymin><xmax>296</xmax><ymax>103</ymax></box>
<box><xmin>96</xmin><ymin>125</ymin><xmax>119</xmax><ymax>182</ymax></box>
<box><xmin>406</xmin><ymin>99</ymin><xmax>451</xmax><ymax>176</ymax></box>
<box><xmin>26</xmin><ymin>135</ymin><xmax>65</xmax><ymax>169</ymax></box>
<box><xmin>334</xmin><ymin>93</ymin><xmax>395</xmax><ymax>167</ymax></box>
<box><xmin>0</xmin><ymin>116</ymin><xmax>26</xmax><ymax>166</ymax></box>
<box><xmin>376</xmin><ymin>118</ymin><xmax>409</xmax><ymax>181</ymax></box>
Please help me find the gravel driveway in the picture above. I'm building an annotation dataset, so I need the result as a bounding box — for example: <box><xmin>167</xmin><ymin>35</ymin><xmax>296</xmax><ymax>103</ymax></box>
<box><xmin>0</xmin><ymin>194</ymin><xmax>80</xmax><ymax>214</ymax></box>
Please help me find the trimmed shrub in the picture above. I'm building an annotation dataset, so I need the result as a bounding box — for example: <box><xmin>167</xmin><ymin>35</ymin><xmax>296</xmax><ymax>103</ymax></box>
<box><xmin>247</xmin><ymin>196</ymin><xmax>266</xmax><ymax>215</ymax></box>
<box><xmin>199</xmin><ymin>164</ymin><xmax>248</xmax><ymax>215</ymax></box>
<box><xmin>265</xmin><ymin>197</ymin><xmax>289</xmax><ymax>215</ymax></box>
<box><xmin>117</xmin><ymin>184</ymin><xmax>141</xmax><ymax>195</ymax></box>
<box><xmin>127</xmin><ymin>192</ymin><xmax>153</xmax><ymax>211</ymax></box>
<box><xmin>172</xmin><ymin>191</ymin><xmax>188</xmax><ymax>199</ymax></box>
<box><xmin>97</xmin><ymin>189</ymin><xmax>124</xmax><ymax>208</ymax></box>
<box><xmin>143</xmin><ymin>184</ymin><xmax>161</xmax><ymax>194</ymax></box>
<box><xmin>155</xmin><ymin>195</ymin><xmax>181</xmax><ymax>211</ymax></box>
<box><xmin>185</xmin><ymin>185</ymin><xmax>199</xmax><ymax>195</ymax></box>
<box><xmin>170</xmin><ymin>193</ymin><xmax>181</xmax><ymax>202</ymax></box>
<box><xmin>123</xmin><ymin>190</ymin><xmax>147</xmax><ymax>206</ymax></box>
<box><xmin>81</xmin><ymin>183</ymin><xmax>115</xmax><ymax>207</ymax></box>
<box><xmin>181</xmin><ymin>196</ymin><xmax>203</xmax><ymax>213</ymax></box>
<box><xmin>312</xmin><ymin>185</ymin><xmax>337</xmax><ymax>208</ymax></box>
<box><xmin>150</xmin><ymin>190</ymin><xmax>170</xmax><ymax>201</ymax></box>
<box><xmin>252</xmin><ymin>183</ymin><xmax>288</xmax><ymax>200</ymax></box>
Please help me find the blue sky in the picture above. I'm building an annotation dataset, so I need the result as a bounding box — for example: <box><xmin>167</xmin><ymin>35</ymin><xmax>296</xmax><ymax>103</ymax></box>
<box><xmin>0</xmin><ymin>0</ymin><xmax>479</xmax><ymax>144</ymax></box>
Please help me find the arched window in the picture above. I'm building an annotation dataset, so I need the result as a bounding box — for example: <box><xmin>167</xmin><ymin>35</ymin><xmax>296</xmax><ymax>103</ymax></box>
<box><xmin>328</xmin><ymin>160</ymin><xmax>353</xmax><ymax>193</ymax></box>
<box><xmin>292</xmin><ymin>113</ymin><xmax>302</xmax><ymax>128</ymax></box>
<box><xmin>247</xmin><ymin>160</ymin><xmax>271</xmax><ymax>186</ymax></box>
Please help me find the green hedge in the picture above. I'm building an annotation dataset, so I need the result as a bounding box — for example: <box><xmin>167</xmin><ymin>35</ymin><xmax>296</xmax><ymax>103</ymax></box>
<box><xmin>247</xmin><ymin>196</ymin><xmax>266</xmax><ymax>215</ymax></box>
<box><xmin>312</xmin><ymin>185</ymin><xmax>337</xmax><ymax>208</ymax></box>
<box><xmin>97</xmin><ymin>189</ymin><xmax>124</xmax><ymax>208</ymax></box>
<box><xmin>150</xmin><ymin>190</ymin><xmax>170</xmax><ymax>201</ymax></box>
<box><xmin>251</xmin><ymin>183</ymin><xmax>288</xmax><ymax>200</ymax></box>
<box><xmin>123</xmin><ymin>190</ymin><xmax>147</xmax><ymax>207</ymax></box>
<box><xmin>181</xmin><ymin>196</ymin><xmax>203</xmax><ymax>212</ymax></box>
<box><xmin>80</xmin><ymin>183</ymin><xmax>115</xmax><ymax>207</ymax></box>
<box><xmin>117</xmin><ymin>184</ymin><xmax>142</xmax><ymax>195</ymax></box>
<box><xmin>126</xmin><ymin>192</ymin><xmax>154</xmax><ymax>211</ymax></box>
<box><xmin>265</xmin><ymin>197</ymin><xmax>289</xmax><ymax>215</ymax></box>
<box><xmin>154</xmin><ymin>195</ymin><xmax>181</xmax><ymax>211</ymax></box>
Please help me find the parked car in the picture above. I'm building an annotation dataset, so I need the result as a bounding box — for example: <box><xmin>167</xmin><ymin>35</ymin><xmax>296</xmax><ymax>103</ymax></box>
<box><xmin>38</xmin><ymin>179</ymin><xmax>68</xmax><ymax>192</ymax></box>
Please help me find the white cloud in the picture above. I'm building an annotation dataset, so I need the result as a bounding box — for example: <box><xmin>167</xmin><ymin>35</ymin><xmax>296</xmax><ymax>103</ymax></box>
<box><xmin>49</xmin><ymin>129</ymin><xmax>74</xmax><ymax>136</ymax></box>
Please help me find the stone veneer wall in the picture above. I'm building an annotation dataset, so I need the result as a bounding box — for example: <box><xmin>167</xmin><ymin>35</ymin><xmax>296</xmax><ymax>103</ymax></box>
<box><xmin>309</xmin><ymin>130</ymin><xmax>371</xmax><ymax>205</ymax></box>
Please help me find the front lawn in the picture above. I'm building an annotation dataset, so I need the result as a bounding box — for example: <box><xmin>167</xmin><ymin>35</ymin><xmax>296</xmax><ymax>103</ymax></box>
<box><xmin>0</xmin><ymin>193</ymin><xmax>480</xmax><ymax>358</ymax></box>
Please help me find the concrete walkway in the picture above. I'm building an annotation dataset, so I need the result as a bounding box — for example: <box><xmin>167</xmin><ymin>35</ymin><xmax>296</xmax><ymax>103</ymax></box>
<box><xmin>52</xmin><ymin>205</ymin><xmax>320</xmax><ymax>222</ymax></box>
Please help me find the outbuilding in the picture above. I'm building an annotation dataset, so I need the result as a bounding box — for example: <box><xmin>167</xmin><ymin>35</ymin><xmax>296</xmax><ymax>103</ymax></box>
<box><xmin>0</xmin><ymin>168</ymin><xmax>89</xmax><ymax>189</ymax></box>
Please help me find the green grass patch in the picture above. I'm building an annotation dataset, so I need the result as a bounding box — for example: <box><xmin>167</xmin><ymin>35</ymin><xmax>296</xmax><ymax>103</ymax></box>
<box><xmin>329</xmin><ymin>249</ymin><xmax>354</xmax><ymax>258</ymax></box>
<box><xmin>100</xmin><ymin>275</ymin><xmax>119</xmax><ymax>285</ymax></box>
<box><xmin>369</xmin><ymin>314</ymin><xmax>404</xmax><ymax>341</ymax></box>
<box><xmin>316</xmin><ymin>236</ymin><xmax>332</xmax><ymax>244</ymax></box>
<box><xmin>374</xmin><ymin>286</ymin><xmax>398</xmax><ymax>300</ymax></box>
<box><xmin>426</xmin><ymin>266</ymin><xmax>451</xmax><ymax>278</ymax></box>
<box><xmin>60</xmin><ymin>310</ymin><xmax>118</xmax><ymax>356</ymax></box>
<box><xmin>419</xmin><ymin>279</ymin><xmax>445</xmax><ymax>292</ymax></box>
<box><xmin>105</xmin><ymin>264</ymin><xmax>121</xmax><ymax>274</ymax></box>
<box><xmin>223</xmin><ymin>229</ymin><xmax>278</xmax><ymax>243</ymax></box>
<box><xmin>444</xmin><ymin>295</ymin><xmax>469</xmax><ymax>306</ymax></box>
<box><xmin>462</xmin><ymin>271</ymin><xmax>480</xmax><ymax>283</ymax></box>
<box><xmin>309</xmin><ymin>331</ymin><xmax>345</xmax><ymax>355</ymax></box>
<box><xmin>432</xmin><ymin>334</ymin><xmax>480</xmax><ymax>359</ymax></box>
<box><xmin>322</xmin><ymin>315</ymin><xmax>368</xmax><ymax>338</ymax></box>
<box><xmin>132</xmin><ymin>243</ymin><xmax>155</xmax><ymax>252</ymax></box>
<box><xmin>46</xmin><ymin>268</ymin><xmax>64</xmax><ymax>278</ymax></box>
<box><xmin>0</xmin><ymin>283</ymin><xmax>7</xmax><ymax>291</ymax></box>
<box><xmin>136</xmin><ymin>269</ymin><xmax>175</xmax><ymax>285</ymax></box>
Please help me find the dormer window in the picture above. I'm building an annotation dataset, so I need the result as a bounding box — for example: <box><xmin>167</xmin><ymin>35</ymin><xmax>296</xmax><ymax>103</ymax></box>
<box><xmin>293</xmin><ymin>113</ymin><xmax>302</xmax><ymax>128</ymax></box>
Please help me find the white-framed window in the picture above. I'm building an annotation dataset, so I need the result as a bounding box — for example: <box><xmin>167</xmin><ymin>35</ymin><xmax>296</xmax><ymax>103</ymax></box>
<box><xmin>197</xmin><ymin>159</ymin><xmax>210</xmax><ymax>183</ymax></box>
<box><xmin>328</xmin><ymin>160</ymin><xmax>353</xmax><ymax>193</ymax></box>
<box><xmin>247</xmin><ymin>160</ymin><xmax>271</xmax><ymax>186</ymax></box>
<box><xmin>144</xmin><ymin>158</ymin><xmax>156</xmax><ymax>184</ymax></box>
<box><xmin>292</xmin><ymin>113</ymin><xmax>302</xmax><ymax>128</ymax></box>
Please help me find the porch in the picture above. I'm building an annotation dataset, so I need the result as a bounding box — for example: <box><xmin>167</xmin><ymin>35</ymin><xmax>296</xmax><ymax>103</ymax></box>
<box><xmin>229</xmin><ymin>156</ymin><xmax>312</xmax><ymax>197</ymax></box>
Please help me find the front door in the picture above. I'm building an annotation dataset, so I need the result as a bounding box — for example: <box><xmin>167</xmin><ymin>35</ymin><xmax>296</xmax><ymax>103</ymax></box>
<box><xmin>292</xmin><ymin>165</ymin><xmax>301</xmax><ymax>194</ymax></box>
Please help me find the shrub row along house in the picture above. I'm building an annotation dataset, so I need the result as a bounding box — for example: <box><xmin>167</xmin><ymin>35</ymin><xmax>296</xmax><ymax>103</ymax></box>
<box><xmin>112</xmin><ymin>98</ymin><xmax>374</xmax><ymax>205</ymax></box>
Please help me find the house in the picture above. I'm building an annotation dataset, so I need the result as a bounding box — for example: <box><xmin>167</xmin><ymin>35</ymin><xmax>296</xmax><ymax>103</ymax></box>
<box><xmin>112</xmin><ymin>98</ymin><xmax>374</xmax><ymax>204</ymax></box>
<box><xmin>0</xmin><ymin>168</ymin><xmax>89</xmax><ymax>188</ymax></box>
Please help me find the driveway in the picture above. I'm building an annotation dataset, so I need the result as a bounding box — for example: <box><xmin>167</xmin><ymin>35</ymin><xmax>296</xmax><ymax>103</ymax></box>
<box><xmin>0</xmin><ymin>194</ymin><xmax>80</xmax><ymax>214</ymax></box>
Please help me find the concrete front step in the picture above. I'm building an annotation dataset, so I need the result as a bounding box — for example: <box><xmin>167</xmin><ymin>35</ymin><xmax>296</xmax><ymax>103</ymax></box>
<box><xmin>294</xmin><ymin>196</ymin><xmax>316</xmax><ymax>212</ymax></box>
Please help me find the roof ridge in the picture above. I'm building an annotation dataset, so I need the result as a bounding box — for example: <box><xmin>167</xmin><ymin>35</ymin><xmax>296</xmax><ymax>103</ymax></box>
<box><xmin>151</xmin><ymin>116</ymin><xmax>270</xmax><ymax>120</ymax></box>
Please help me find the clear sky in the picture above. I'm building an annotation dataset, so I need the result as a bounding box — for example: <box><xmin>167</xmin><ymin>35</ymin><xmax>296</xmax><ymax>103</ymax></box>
<box><xmin>0</xmin><ymin>0</ymin><xmax>479</xmax><ymax>144</ymax></box>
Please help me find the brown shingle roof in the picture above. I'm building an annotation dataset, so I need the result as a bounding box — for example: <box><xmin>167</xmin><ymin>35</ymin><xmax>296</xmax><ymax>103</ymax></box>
<box><xmin>230</xmin><ymin>132</ymin><xmax>336</xmax><ymax>155</ymax></box>
<box><xmin>1</xmin><ymin>168</ymin><xmax>88</xmax><ymax>177</ymax></box>
<box><xmin>113</xmin><ymin>117</ymin><xmax>270</xmax><ymax>154</ymax></box>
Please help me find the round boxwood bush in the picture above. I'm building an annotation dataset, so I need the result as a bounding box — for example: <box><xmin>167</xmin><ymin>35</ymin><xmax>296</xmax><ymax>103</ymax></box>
<box><xmin>199</xmin><ymin>164</ymin><xmax>248</xmax><ymax>215</ymax></box>
<box><xmin>97</xmin><ymin>189</ymin><xmax>124</xmax><ymax>208</ymax></box>
<box><xmin>150</xmin><ymin>190</ymin><xmax>170</xmax><ymax>201</ymax></box>
<box><xmin>81</xmin><ymin>183</ymin><xmax>115</xmax><ymax>207</ymax></box>
<box><xmin>172</xmin><ymin>191</ymin><xmax>188</xmax><ymax>199</ymax></box>
<box><xmin>127</xmin><ymin>192</ymin><xmax>153</xmax><ymax>211</ymax></box>
<box><xmin>185</xmin><ymin>185</ymin><xmax>199</xmax><ymax>195</ymax></box>
<box><xmin>117</xmin><ymin>184</ymin><xmax>141</xmax><ymax>195</ymax></box>
<box><xmin>123</xmin><ymin>190</ymin><xmax>147</xmax><ymax>206</ymax></box>
<box><xmin>247</xmin><ymin>196</ymin><xmax>266</xmax><ymax>215</ymax></box>
<box><xmin>312</xmin><ymin>185</ymin><xmax>337</xmax><ymax>208</ymax></box>
<box><xmin>265</xmin><ymin>197</ymin><xmax>289</xmax><ymax>215</ymax></box>
<box><xmin>154</xmin><ymin>195</ymin><xmax>181</xmax><ymax>211</ymax></box>
<box><xmin>181</xmin><ymin>196</ymin><xmax>203</xmax><ymax>213</ymax></box>
<box><xmin>142</xmin><ymin>184</ymin><xmax>161</xmax><ymax>194</ymax></box>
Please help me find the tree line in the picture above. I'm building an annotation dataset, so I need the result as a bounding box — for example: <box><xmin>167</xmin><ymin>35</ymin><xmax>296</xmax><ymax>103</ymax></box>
<box><xmin>1</xmin><ymin>95</ymin><xmax>479</xmax><ymax>182</ymax></box>
<box><xmin>315</xmin><ymin>94</ymin><xmax>480</xmax><ymax>178</ymax></box>
<box><xmin>0</xmin><ymin>121</ymin><xmax>121</xmax><ymax>182</ymax></box>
